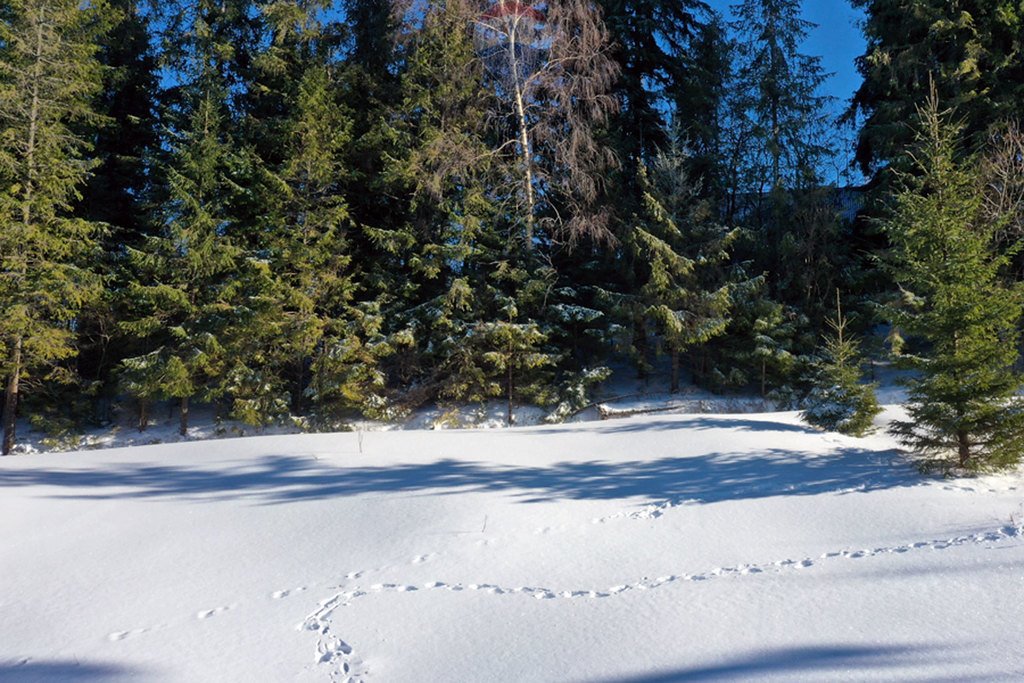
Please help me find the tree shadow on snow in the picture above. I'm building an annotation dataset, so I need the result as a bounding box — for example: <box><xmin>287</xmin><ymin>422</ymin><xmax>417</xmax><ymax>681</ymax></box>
<box><xmin>0</xmin><ymin>660</ymin><xmax>147</xmax><ymax>682</ymax></box>
<box><xmin>0</xmin><ymin>442</ymin><xmax>917</xmax><ymax>507</ymax></box>
<box><xmin>532</xmin><ymin>416</ymin><xmax>822</xmax><ymax>435</ymax></box>
<box><xmin>587</xmin><ymin>643</ymin><xmax>995</xmax><ymax>682</ymax></box>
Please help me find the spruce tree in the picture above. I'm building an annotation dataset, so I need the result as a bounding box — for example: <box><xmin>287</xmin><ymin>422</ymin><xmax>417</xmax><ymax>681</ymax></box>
<box><xmin>118</xmin><ymin>2</ymin><xmax>256</xmax><ymax>435</ymax></box>
<box><xmin>801</xmin><ymin>292</ymin><xmax>880</xmax><ymax>436</ymax></box>
<box><xmin>384</xmin><ymin>0</ymin><xmax>504</xmax><ymax>410</ymax></box>
<box><xmin>76</xmin><ymin>0</ymin><xmax>161</xmax><ymax>418</ymax></box>
<box><xmin>719</xmin><ymin>0</ymin><xmax>838</xmax><ymax>369</ymax></box>
<box><xmin>627</xmin><ymin>142</ymin><xmax>734</xmax><ymax>393</ymax></box>
<box><xmin>597</xmin><ymin>0</ymin><xmax>706</xmax><ymax>161</ymax></box>
<box><xmin>78</xmin><ymin>0</ymin><xmax>158</xmax><ymax>248</ymax></box>
<box><xmin>0</xmin><ymin>0</ymin><xmax>109</xmax><ymax>454</ymax></box>
<box><xmin>478</xmin><ymin>299</ymin><xmax>555</xmax><ymax>426</ymax></box>
<box><xmin>885</xmin><ymin>95</ymin><xmax>1024</xmax><ymax>473</ymax></box>
<box><xmin>244</xmin><ymin>1</ymin><xmax>399</xmax><ymax>427</ymax></box>
<box><xmin>119</xmin><ymin>87</ymin><xmax>247</xmax><ymax>435</ymax></box>
<box><xmin>726</xmin><ymin>0</ymin><xmax>831</xmax><ymax>194</ymax></box>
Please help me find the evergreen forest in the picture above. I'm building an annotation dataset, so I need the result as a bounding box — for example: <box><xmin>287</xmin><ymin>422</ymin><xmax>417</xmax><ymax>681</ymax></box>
<box><xmin>4</xmin><ymin>0</ymin><xmax>1024</xmax><ymax>473</ymax></box>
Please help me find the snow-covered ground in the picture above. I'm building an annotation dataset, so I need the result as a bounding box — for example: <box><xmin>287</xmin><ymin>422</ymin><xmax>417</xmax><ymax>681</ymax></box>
<box><xmin>3</xmin><ymin>406</ymin><xmax>1024</xmax><ymax>681</ymax></box>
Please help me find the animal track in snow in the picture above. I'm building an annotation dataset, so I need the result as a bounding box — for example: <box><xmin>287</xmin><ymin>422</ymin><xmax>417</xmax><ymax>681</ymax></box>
<box><xmin>107</xmin><ymin>628</ymin><xmax>149</xmax><ymax>642</ymax></box>
<box><xmin>592</xmin><ymin>499</ymin><xmax>701</xmax><ymax>524</ymax></box>
<box><xmin>328</xmin><ymin>523</ymin><xmax>1022</xmax><ymax>606</ymax></box>
<box><xmin>196</xmin><ymin>604</ymin><xmax>234</xmax><ymax>620</ymax></box>
<box><xmin>299</xmin><ymin>523</ymin><xmax>1023</xmax><ymax>679</ymax></box>
<box><xmin>299</xmin><ymin>590</ymin><xmax>370</xmax><ymax>682</ymax></box>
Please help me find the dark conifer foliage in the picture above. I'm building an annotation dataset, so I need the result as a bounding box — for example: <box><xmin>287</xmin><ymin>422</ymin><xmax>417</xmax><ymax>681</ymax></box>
<box><xmin>75</xmin><ymin>0</ymin><xmax>162</xmax><ymax>416</ymax></box>
<box><xmin>850</xmin><ymin>0</ymin><xmax>1024</xmax><ymax>178</ymax></box>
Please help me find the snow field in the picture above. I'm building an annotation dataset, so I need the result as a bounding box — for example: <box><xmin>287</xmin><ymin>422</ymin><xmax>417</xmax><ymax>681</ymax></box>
<box><xmin>2</xmin><ymin>409</ymin><xmax>1023</xmax><ymax>681</ymax></box>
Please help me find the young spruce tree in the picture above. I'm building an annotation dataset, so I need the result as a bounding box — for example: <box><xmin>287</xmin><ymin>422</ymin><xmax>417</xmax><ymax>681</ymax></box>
<box><xmin>801</xmin><ymin>291</ymin><xmax>880</xmax><ymax>436</ymax></box>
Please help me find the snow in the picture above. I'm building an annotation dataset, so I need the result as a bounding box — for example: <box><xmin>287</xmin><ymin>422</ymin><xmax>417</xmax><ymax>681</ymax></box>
<box><xmin>3</xmin><ymin>407</ymin><xmax>1024</xmax><ymax>681</ymax></box>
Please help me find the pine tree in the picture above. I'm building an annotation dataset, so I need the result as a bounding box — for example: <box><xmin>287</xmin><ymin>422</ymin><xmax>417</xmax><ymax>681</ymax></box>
<box><xmin>801</xmin><ymin>291</ymin><xmax>880</xmax><ymax>436</ymax></box>
<box><xmin>885</xmin><ymin>94</ymin><xmax>1024</xmax><ymax>473</ymax></box>
<box><xmin>0</xmin><ymin>0</ymin><xmax>109</xmax><ymax>454</ymax></box>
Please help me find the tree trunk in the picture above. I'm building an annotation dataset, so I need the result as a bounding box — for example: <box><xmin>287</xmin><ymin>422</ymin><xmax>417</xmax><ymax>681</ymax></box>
<box><xmin>292</xmin><ymin>356</ymin><xmax>305</xmax><ymax>416</ymax></box>
<box><xmin>509</xmin><ymin>30</ymin><xmax>536</xmax><ymax>247</ymax></box>
<box><xmin>2</xmin><ymin>8</ymin><xmax>43</xmax><ymax>456</ymax></box>
<box><xmin>2</xmin><ymin>337</ymin><xmax>23</xmax><ymax>455</ymax></box>
<box><xmin>179</xmin><ymin>395</ymin><xmax>190</xmax><ymax>437</ymax></box>
<box><xmin>761</xmin><ymin>358</ymin><xmax>767</xmax><ymax>397</ymax></box>
<box><xmin>957</xmin><ymin>429</ymin><xmax>971</xmax><ymax>469</ymax></box>
<box><xmin>507</xmin><ymin>366</ymin><xmax>514</xmax><ymax>427</ymax></box>
<box><xmin>633</xmin><ymin>317</ymin><xmax>648</xmax><ymax>380</ymax></box>
<box><xmin>138</xmin><ymin>398</ymin><xmax>148</xmax><ymax>432</ymax></box>
<box><xmin>670</xmin><ymin>349</ymin><xmax>680</xmax><ymax>394</ymax></box>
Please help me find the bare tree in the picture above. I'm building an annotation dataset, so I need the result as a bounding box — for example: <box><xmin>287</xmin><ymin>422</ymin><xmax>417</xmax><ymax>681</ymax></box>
<box><xmin>981</xmin><ymin>121</ymin><xmax>1024</xmax><ymax>251</ymax></box>
<box><xmin>394</xmin><ymin>0</ymin><xmax>619</xmax><ymax>248</ymax></box>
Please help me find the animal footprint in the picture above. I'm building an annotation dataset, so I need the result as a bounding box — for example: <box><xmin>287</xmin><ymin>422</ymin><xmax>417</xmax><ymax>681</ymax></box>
<box><xmin>107</xmin><ymin>629</ymin><xmax>143</xmax><ymax>642</ymax></box>
<box><xmin>196</xmin><ymin>605</ymin><xmax>233</xmax><ymax>620</ymax></box>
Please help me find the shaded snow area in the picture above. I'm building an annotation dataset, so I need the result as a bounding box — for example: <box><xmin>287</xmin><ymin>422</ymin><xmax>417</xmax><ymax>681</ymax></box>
<box><xmin>3</xmin><ymin>409</ymin><xmax>1024</xmax><ymax>681</ymax></box>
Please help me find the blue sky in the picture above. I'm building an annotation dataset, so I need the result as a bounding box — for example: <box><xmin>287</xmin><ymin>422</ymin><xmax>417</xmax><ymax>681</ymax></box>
<box><xmin>705</xmin><ymin>0</ymin><xmax>868</xmax><ymax>182</ymax></box>
<box><xmin>706</xmin><ymin>0</ymin><xmax>867</xmax><ymax>107</ymax></box>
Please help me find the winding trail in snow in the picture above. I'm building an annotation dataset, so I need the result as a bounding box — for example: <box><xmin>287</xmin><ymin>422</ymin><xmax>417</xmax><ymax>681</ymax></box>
<box><xmin>297</xmin><ymin>522</ymin><xmax>1024</xmax><ymax>681</ymax></box>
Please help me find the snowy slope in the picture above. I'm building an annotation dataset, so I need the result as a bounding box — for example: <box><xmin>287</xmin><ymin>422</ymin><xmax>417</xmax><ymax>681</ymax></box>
<box><xmin>2</xmin><ymin>408</ymin><xmax>1023</xmax><ymax>681</ymax></box>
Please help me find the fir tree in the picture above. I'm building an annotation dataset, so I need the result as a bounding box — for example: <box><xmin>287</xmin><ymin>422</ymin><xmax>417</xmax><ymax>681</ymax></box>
<box><xmin>628</xmin><ymin>141</ymin><xmax>734</xmax><ymax>393</ymax></box>
<box><xmin>118</xmin><ymin>3</ymin><xmax>256</xmax><ymax>435</ymax></box>
<box><xmin>885</xmin><ymin>94</ymin><xmax>1024</xmax><ymax>473</ymax></box>
<box><xmin>0</xmin><ymin>0</ymin><xmax>109</xmax><ymax>454</ymax></box>
<box><xmin>801</xmin><ymin>291</ymin><xmax>880</xmax><ymax>436</ymax></box>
